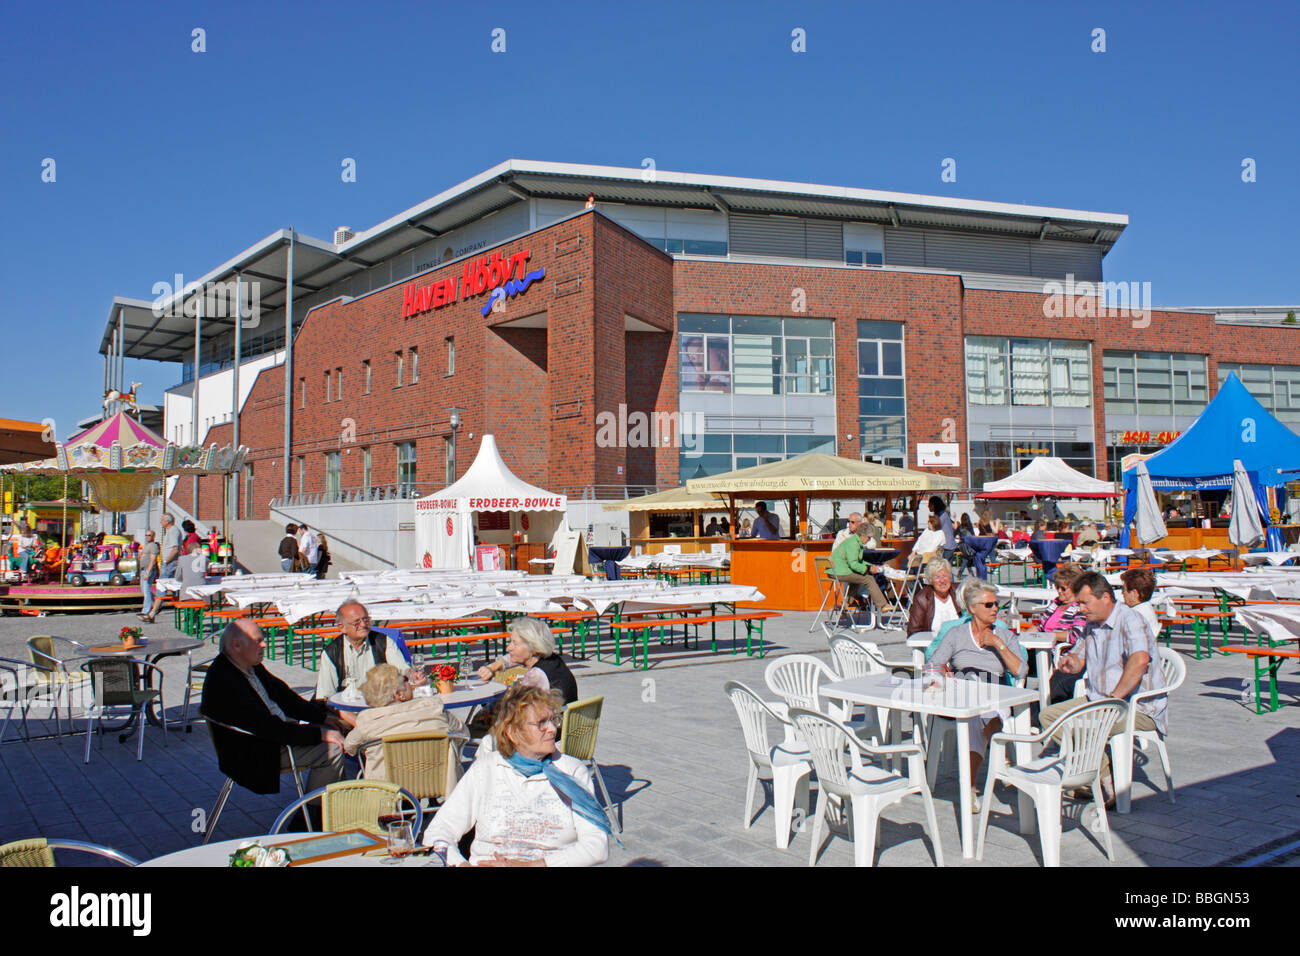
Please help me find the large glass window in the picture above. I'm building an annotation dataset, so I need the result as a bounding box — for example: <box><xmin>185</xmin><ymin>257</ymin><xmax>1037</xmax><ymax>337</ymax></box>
<box><xmin>679</xmin><ymin>433</ymin><xmax>835</xmax><ymax>478</ymax></box>
<box><xmin>1219</xmin><ymin>364</ymin><xmax>1300</xmax><ymax>426</ymax></box>
<box><xmin>1104</xmin><ymin>351</ymin><xmax>1208</xmax><ymax>418</ymax></box>
<box><xmin>966</xmin><ymin>337</ymin><xmax>1091</xmax><ymax>407</ymax></box>
<box><xmin>678</xmin><ymin>315</ymin><xmax>832</xmax><ymax>395</ymax></box>
<box><xmin>970</xmin><ymin>440</ymin><xmax>1096</xmax><ymax>487</ymax></box>
<box><xmin>857</xmin><ymin>320</ymin><xmax>906</xmax><ymax>466</ymax></box>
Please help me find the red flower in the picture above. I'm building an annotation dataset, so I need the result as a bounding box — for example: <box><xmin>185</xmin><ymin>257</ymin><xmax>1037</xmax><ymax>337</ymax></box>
<box><xmin>436</xmin><ymin>664</ymin><xmax>457</xmax><ymax>682</ymax></box>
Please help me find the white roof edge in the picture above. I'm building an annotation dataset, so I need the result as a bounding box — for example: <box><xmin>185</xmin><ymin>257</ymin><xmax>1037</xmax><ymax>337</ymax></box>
<box><xmin>502</xmin><ymin>159</ymin><xmax>1130</xmax><ymax>226</ymax></box>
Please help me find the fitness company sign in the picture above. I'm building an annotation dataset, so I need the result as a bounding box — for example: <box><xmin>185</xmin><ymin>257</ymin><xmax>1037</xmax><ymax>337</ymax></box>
<box><xmin>400</xmin><ymin>248</ymin><xmax>545</xmax><ymax>320</ymax></box>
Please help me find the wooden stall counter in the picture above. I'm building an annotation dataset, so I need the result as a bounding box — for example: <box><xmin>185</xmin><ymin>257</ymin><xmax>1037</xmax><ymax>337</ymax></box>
<box><xmin>629</xmin><ymin>537</ymin><xmax>730</xmax><ymax>557</ymax></box>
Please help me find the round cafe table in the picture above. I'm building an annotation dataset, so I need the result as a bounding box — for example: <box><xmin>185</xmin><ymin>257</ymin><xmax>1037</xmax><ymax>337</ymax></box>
<box><xmin>329</xmin><ymin>679</ymin><xmax>507</xmax><ymax>713</ymax></box>
<box><xmin>961</xmin><ymin>535</ymin><xmax>998</xmax><ymax>580</ymax></box>
<box><xmin>140</xmin><ymin>833</ymin><xmax>440</xmax><ymax>868</ymax></box>
<box><xmin>84</xmin><ymin>636</ymin><xmax>205</xmax><ymax>731</ymax></box>
<box><xmin>588</xmin><ymin>546</ymin><xmax>631</xmax><ymax>581</ymax></box>
<box><xmin>1028</xmin><ymin>538</ymin><xmax>1072</xmax><ymax>583</ymax></box>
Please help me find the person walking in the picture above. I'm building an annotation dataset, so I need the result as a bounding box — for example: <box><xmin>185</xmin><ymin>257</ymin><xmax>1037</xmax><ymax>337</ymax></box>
<box><xmin>278</xmin><ymin>523</ymin><xmax>300</xmax><ymax>572</ymax></box>
<box><xmin>137</xmin><ymin>530</ymin><xmax>160</xmax><ymax>620</ymax></box>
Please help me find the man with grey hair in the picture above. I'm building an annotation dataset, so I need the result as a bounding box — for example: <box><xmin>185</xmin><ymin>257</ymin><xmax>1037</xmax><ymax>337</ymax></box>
<box><xmin>833</xmin><ymin>512</ymin><xmax>863</xmax><ymax>549</ymax></box>
<box><xmin>314</xmin><ymin>599</ymin><xmax>415</xmax><ymax>700</ymax></box>
<box><xmin>158</xmin><ymin>513</ymin><xmax>181</xmax><ymax>579</ymax></box>
<box><xmin>200</xmin><ymin>618</ymin><xmax>349</xmax><ymax>796</ymax></box>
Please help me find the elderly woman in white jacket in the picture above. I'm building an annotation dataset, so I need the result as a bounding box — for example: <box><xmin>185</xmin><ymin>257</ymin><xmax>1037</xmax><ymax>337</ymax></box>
<box><xmin>421</xmin><ymin>684</ymin><xmax>611</xmax><ymax>866</ymax></box>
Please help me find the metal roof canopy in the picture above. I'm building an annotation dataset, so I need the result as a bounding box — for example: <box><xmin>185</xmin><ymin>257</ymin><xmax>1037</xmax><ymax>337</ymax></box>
<box><xmin>0</xmin><ymin>419</ymin><xmax>54</xmax><ymax>466</ymax></box>
<box><xmin>101</xmin><ymin>160</ymin><xmax>1129</xmax><ymax>363</ymax></box>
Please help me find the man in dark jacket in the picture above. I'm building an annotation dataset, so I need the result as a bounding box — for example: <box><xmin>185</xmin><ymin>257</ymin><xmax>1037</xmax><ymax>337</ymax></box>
<box><xmin>201</xmin><ymin>618</ymin><xmax>350</xmax><ymax>794</ymax></box>
<box><xmin>278</xmin><ymin>523</ymin><xmax>300</xmax><ymax>572</ymax></box>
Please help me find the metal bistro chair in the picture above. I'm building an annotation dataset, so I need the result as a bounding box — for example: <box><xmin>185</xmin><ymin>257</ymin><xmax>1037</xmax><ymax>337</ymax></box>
<box><xmin>810</xmin><ymin>556</ymin><xmax>844</xmax><ymax>633</ymax></box>
<box><xmin>81</xmin><ymin>657</ymin><xmax>167</xmax><ymax>763</ymax></box>
<box><xmin>0</xmin><ymin>838</ymin><xmax>139</xmax><ymax>867</ymax></box>
<box><xmin>26</xmin><ymin>636</ymin><xmax>91</xmax><ymax>737</ymax></box>
<box><xmin>270</xmin><ymin>780</ymin><xmax>423</xmax><ymax>837</ymax></box>
<box><xmin>201</xmin><ymin>717</ymin><xmax>307</xmax><ymax>845</ymax></box>
<box><xmin>560</xmin><ymin>695</ymin><xmax>620</xmax><ymax>833</ymax></box>
<box><xmin>0</xmin><ymin>656</ymin><xmax>33</xmax><ymax>744</ymax></box>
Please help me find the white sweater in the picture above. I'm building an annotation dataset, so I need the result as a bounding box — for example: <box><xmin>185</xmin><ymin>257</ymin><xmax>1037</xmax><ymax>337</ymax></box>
<box><xmin>421</xmin><ymin>750</ymin><xmax>609</xmax><ymax>867</ymax></box>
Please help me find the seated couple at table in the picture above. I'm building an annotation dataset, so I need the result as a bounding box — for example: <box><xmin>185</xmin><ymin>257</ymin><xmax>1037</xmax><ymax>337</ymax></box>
<box><xmin>422</xmin><ymin>684</ymin><xmax>610</xmax><ymax>866</ymax></box>
<box><xmin>343</xmin><ymin>663</ymin><xmax>467</xmax><ymax>791</ymax></box>
<box><xmin>315</xmin><ymin>599</ymin><xmax>421</xmax><ymax>700</ymax></box>
<box><xmin>923</xmin><ymin>577</ymin><xmax>1029</xmax><ymax>813</ymax></box>
<box><xmin>830</xmin><ymin>523</ymin><xmax>892</xmax><ymax>615</ymax></box>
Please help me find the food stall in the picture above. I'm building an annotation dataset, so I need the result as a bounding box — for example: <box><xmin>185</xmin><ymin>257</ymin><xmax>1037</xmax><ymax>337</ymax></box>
<box><xmin>685</xmin><ymin>453</ymin><xmax>960</xmax><ymax>611</ymax></box>
<box><xmin>1122</xmin><ymin>373</ymin><xmax>1300</xmax><ymax>558</ymax></box>
<box><xmin>601</xmin><ymin>486</ymin><xmax>742</xmax><ymax>556</ymax></box>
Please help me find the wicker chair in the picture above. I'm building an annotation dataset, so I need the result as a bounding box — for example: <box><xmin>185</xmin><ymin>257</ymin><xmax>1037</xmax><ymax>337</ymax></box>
<box><xmin>0</xmin><ymin>838</ymin><xmax>139</xmax><ymax>867</ymax></box>
<box><xmin>381</xmin><ymin>731</ymin><xmax>452</xmax><ymax>801</ymax></box>
<box><xmin>560</xmin><ymin>695</ymin><xmax>620</xmax><ymax>832</ymax></box>
<box><xmin>81</xmin><ymin>658</ymin><xmax>166</xmax><ymax>763</ymax></box>
<box><xmin>269</xmin><ymin>780</ymin><xmax>422</xmax><ymax>837</ymax></box>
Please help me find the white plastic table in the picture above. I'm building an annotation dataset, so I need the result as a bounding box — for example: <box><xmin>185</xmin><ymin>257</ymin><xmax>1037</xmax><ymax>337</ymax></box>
<box><xmin>820</xmin><ymin>673</ymin><xmax>1038</xmax><ymax>859</ymax></box>
<box><xmin>905</xmin><ymin>632</ymin><xmax>1055</xmax><ymax>709</ymax></box>
<box><xmin>328</xmin><ymin>680</ymin><xmax>506</xmax><ymax>713</ymax></box>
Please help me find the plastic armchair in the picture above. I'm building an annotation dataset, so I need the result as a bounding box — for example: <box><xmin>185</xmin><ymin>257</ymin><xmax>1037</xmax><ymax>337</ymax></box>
<box><xmin>381</xmin><ymin>731</ymin><xmax>452</xmax><ymax>802</ymax></box>
<box><xmin>723</xmin><ymin>681</ymin><xmax>812</xmax><ymax>850</ymax></box>
<box><xmin>975</xmin><ymin>698</ymin><xmax>1127</xmax><ymax>867</ymax></box>
<box><xmin>0</xmin><ymin>656</ymin><xmax>33</xmax><ymax>744</ymax></box>
<box><xmin>1108</xmin><ymin>648</ymin><xmax>1184</xmax><ymax>813</ymax></box>
<box><xmin>200</xmin><ymin>716</ymin><xmax>306</xmax><ymax>844</ymax></box>
<box><xmin>81</xmin><ymin>657</ymin><xmax>167</xmax><ymax>763</ymax></box>
<box><xmin>827</xmin><ymin>635</ymin><xmax>893</xmax><ymax>746</ymax></box>
<box><xmin>764</xmin><ymin>655</ymin><xmax>854</xmax><ymax>723</ymax></box>
<box><xmin>269</xmin><ymin>780</ymin><xmax>422</xmax><ymax>837</ymax></box>
<box><xmin>788</xmin><ymin>707</ymin><xmax>944</xmax><ymax>867</ymax></box>
<box><xmin>560</xmin><ymin>695</ymin><xmax>620</xmax><ymax>833</ymax></box>
<box><xmin>0</xmin><ymin>838</ymin><xmax>139</xmax><ymax>867</ymax></box>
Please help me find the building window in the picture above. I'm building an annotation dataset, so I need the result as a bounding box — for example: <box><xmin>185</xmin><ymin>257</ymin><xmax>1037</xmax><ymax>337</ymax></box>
<box><xmin>395</xmin><ymin>351</ymin><xmax>404</xmax><ymax>387</ymax></box>
<box><xmin>324</xmin><ymin>451</ymin><xmax>341</xmax><ymax>500</ymax></box>
<box><xmin>857</xmin><ymin>320</ymin><xmax>906</xmax><ymax>467</ymax></box>
<box><xmin>1218</xmin><ymin>363</ymin><xmax>1300</xmax><ymax>427</ymax></box>
<box><xmin>679</xmin><ymin>432</ymin><xmax>836</xmax><ymax>479</ymax></box>
<box><xmin>965</xmin><ymin>337</ymin><xmax>1091</xmax><ymax>408</ymax></box>
<box><xmin>1103</xmin><ymin>351</ymin><xmax>1208</xmax><ymax>418</ymax></box>
<box><xmin>297</xmin><ymin>455</ymin><xmax>305</xmax><ymax>492</ymax></box>
<box><xmin>679</xmin><ymin>316</ymin><xmax>833</xmax><ymax>395</ymax></box>
<box><xmin>410</xmin><ymin>347</ymin><xmax>419</xmax><ymax>383</ymax></box>
<box><xmin>336</xmin><ymin>367</ymin><xmax>343</xmax><ymax>401</ymax></box>
<box><xmin>362</xmin><ymin>447</ymin><xmax>372</xmax><ymax>492</ymax></box>
<box><xmin>363</xmin><ymin>360</ymin><xmax>371</xmax><ymax>394</ymax></box>
<box><xmin>299</xmin><ymin>377</ymin><xmax>306</xmax><ymax>409</ymax></box>
<box><xmin>970</xmin><ymin>440</ymin><xmax>1096</xmax><ymax>488</ymax></box>
<box><xmin>324</xmin><ymin>370</ymin><xmax>331</xmax><ymax>403</ymax></box>
<box><xmin>446</xmin><ymin>337</ymin><xmax>455</xmax><ymax>375</ymax></box>
<box><xmin>845</xmin><ymin>249</ymin><xmax>884</xmax><ymax>266</ymax></box>
<box><xmin>397</xmin><ymin>441</ymin><xmax>417</xmax><ymax>494</ymax></box>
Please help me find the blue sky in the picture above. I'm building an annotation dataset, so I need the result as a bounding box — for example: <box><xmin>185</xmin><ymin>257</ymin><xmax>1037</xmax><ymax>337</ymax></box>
<box><xmin>2</xmin><ymin>0</ymin><xmax>1296</xmax><ymax>439</ymax></box>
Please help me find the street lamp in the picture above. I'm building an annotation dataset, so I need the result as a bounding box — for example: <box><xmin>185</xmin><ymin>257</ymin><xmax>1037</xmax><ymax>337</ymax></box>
<box><xmin>447</xmin><ymin>407</ymin><xmax>465</xmax><ymax>483</ymax></box>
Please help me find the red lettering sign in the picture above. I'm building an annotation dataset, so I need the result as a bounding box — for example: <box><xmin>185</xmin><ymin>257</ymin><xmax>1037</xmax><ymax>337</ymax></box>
<box><xmin>402</xmin><ymin>249</ymin><xmax>532</xmax><ymax>318</ymax></box>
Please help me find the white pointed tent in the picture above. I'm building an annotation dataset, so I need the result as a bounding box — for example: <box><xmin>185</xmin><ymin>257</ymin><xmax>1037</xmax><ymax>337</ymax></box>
<box><xmin>413</xmin><ymin>435</ymin><xmax>567</xmax><ymax>570</ymax></box>
<box><xmin>976</xmin><ymin>456</ymin><xmax>1117</xmax><ymax>499</ymax></box>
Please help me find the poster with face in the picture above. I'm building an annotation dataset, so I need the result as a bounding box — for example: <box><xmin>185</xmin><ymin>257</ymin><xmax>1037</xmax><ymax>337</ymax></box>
<box><xmin>680</xmin><ymin>335</ymin><xmax>706</xmax><ymax>390</ymax></box>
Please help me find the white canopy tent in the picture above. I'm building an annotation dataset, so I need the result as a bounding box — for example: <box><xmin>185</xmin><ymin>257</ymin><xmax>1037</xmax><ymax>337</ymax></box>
<box><xmin>976</xmin><ymin>456</ymin><xmax>1118</xmax><ymax>499</ymax></box>
<box><xmin>413</xmin><ymin>435</ymin><xmax>567</xmax><ymax>570</ymax></box>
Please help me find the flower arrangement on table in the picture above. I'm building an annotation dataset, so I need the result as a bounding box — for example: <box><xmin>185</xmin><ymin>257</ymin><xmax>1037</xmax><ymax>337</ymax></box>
<box><xmin>435</xmin><ymin>664</ymin><xmax>458</xmax><ymax>694</ymax></box>
<box><xmin>229</xmin><ymin>841</ymin><xmax>288</xmax><ymax>867</ymax></box>
<box><xmin>118</xmin><ymin>625</ymin><xmax>143</xmax><ymax>649</ymax></box>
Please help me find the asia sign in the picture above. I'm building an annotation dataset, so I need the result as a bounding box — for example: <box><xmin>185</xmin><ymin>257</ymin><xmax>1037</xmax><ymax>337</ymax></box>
<box><xmin>400</xmin><ymin>248</ymin><xmax>545</xmax><ymax>319</ymax></box>
<box><xmin>1119</xmin><ymin>430</ymin><xmax>1181</xmax><ymax>444</ymax></box>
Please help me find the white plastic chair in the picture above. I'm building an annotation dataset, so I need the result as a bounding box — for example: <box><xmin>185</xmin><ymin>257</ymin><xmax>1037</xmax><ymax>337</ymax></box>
<box><xmin>1108</xmin><ymin>647</ymin><xmax>1184</xmax><ymax>812</ymax></box>
<box><xmin>723</xmin><ymin>681</ymin><xmax>813</xmax><ymax>850</ymax></box>
<box><xmin>975</xmin><ymin>698</ymin><xmax>1127</xmax><ymax>867</ymax></box>
<box><xmin>788</xmin><ymin>707</ymin><xmax>944</xmax><ymax>867</ymax></box>
<box><xmin>764</xmin><ymin>655</ymin><xmax>854</xmax><ymax>724</ymax></box>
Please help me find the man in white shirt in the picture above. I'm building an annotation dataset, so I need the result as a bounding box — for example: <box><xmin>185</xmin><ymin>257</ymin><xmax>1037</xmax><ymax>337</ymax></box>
<box><xmin>297</xmin><ymin>524</ymin><xmax>320</xmax><ymax>573</ymax></box>
<box><xmin>315</xmin><ymin>600</ymin><xmax>415</xmax><ymax>699</ymax></box>
<box><xmin>832</xmin><ymin>512</ymin><xmax>863</xmax><ymax>549</ymax></box>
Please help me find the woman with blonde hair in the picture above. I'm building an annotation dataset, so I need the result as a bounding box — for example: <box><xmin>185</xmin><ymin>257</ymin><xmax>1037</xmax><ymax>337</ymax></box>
<box><xmin>343</xmin><ymin>664</ymin><xmax>466</xmax><ymax>785</ymax></box>
<box><xmin>421</xmin><ymin>685</ymin><xmax>611</xmax><ymax>866</ymax></box>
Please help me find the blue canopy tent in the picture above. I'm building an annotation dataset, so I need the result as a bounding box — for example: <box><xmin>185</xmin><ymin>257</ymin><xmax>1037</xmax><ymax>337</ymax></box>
<box><xmin>1120</xmin><ymin>373</ymin><xmax>1300</xmax><ymax>550</ymax></box>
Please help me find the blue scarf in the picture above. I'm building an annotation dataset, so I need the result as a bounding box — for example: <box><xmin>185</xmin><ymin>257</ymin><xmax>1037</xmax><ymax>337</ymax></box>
<box><xmin>505</xmin><ymin>751</ymin><xmax>621</xmax><ymax>847</ymax></box>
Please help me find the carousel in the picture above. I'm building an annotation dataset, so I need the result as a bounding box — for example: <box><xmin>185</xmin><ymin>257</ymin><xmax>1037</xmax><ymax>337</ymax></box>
<box><xmin>0</xmin><ymin>409</ymin><xmax>247</xmax><ymax>613</ymax></box>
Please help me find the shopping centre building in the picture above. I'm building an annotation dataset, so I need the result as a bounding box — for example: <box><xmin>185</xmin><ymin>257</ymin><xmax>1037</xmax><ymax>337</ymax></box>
<box><xmin>98</xmin><ymin>159</ymin><xmax>1299</xmax><ymax>536</ymax></box>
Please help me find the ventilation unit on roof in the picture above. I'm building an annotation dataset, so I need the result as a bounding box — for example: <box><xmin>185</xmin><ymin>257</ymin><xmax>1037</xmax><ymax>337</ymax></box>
<box><xmin>334</xmin><ymin>226</ymin><xmax>354</xmax><ymax>245</ymax></box>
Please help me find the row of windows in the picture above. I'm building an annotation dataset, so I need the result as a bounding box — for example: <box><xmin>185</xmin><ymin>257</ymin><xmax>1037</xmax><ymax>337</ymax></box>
<box><xmin>1102</xmin><ymin>351</ymin><xmax>1208</xmax><ymax>417</ymax></box>
<box><xmin>966</xmin><ymin>337</ymin><xmax>1092</xmax><ymax>408</ymax></box>
<box><xmin>678</xmin><ymin>315</ymin><xmax>835</xmax><ymax>395</ymax></box>
<box><xmin>303</xmin><ymin>438</ymin><xmax>457</xmax><ymax>494</ymax></box>
<box><xmin>1218</xmin><ymin>364</ymin><xmax>1300</xmax><ymax>423</ymax></box>
<box><xmin>298</xmin><ymin>340</ymin><xmax>456</xmax><ymax>408</ymax></box>
<box><xmin>679</xmin><ymin>433</ymin><xmax>836</xmax><ymax>479</ymax></box>
<box><xmin>858</xmin><ymin>320</ymin><xmax>905</xmax><ymax>464</ymax></box>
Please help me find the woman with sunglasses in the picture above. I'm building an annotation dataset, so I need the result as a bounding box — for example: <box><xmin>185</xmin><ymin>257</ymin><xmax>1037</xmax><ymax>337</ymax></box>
<box><xmin>421</xmin><ymin>684</ymin><xmax>611</xmax><ymax>866</ymax></box>
<box><xmin>926</xmin><ymin>577</ymin><xmax>1028</xmax><ymax>812</ymax></box>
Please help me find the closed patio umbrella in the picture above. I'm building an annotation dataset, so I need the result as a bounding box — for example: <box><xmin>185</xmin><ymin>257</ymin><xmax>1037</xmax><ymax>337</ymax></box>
<box><xmin>1134</xmin><ymin>461</ymin><xmax>1167</xmax><ymax>545</ymax></box>
<box><xmin>1229</xmin><ymin>458</ymin><xmax>1265</xmax><ymax>550</ymax></box>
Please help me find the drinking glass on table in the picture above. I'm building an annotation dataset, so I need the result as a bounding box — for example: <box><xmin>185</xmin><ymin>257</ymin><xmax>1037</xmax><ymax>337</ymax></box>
<box><xmin>922</xmin><ymin>662</ymin><xmax>943</xmax><ymax>693</ymax></box>
<box><xmin>384</xmin><ymin>820</ymin><xmax>415</xmax><ymax>862</ymax></box>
